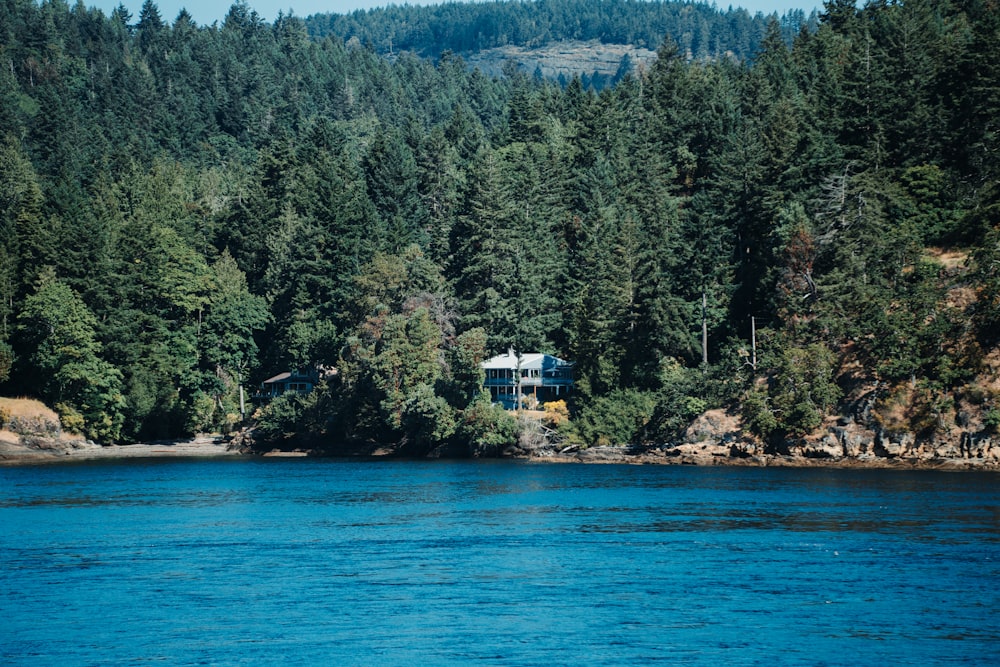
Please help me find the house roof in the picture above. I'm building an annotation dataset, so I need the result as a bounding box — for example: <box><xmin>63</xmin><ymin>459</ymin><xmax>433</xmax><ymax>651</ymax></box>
<box><xmin>481</xmin><ymin>351</ymin><xmax>572</xmax><ymax>371</ymax></box>
<box><xmin>263</xmin><ymin>371</ymin><xmax>314</xmax><ymax>385</ymax></box>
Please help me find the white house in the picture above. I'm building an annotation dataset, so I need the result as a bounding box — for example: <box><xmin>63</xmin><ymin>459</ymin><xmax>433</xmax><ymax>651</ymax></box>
<box><xmin>481</xmin><ymin>350</ymin><xmax>573</xmax><ymax>409</ymax></box>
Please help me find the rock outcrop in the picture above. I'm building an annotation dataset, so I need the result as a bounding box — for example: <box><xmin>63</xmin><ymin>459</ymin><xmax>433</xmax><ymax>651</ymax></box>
<box><xmin>515</xmin><ymin>408</ymin><xmax>1000</xmax><ymax>469</ymax></box>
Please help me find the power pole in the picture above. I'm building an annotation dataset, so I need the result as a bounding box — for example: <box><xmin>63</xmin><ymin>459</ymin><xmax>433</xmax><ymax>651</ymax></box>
<box><xmin>515</xmin><ymin>350</ymin><xmax>523</xmax><ymax>412</ymax></box>
<box><xmin>701</xmin><ymin>291</ymin><xmax>708</xmax><ymax>371</ymax></box>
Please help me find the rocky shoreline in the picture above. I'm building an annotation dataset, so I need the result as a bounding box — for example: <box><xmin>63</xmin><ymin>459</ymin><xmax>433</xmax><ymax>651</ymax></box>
<box><xmin>0</xmin><ymin>433</ymin><xmax>245</xmax><ymax>466</ymax></box>
<box><xmin>519</xmin><ymin>443</ymin><xmax>1000</xmax><ymax>470</ymax></box>
<box><xmin>3</xmin><ymin>415</ymin><xmax>998</xmax><ymax>471</ymax></box>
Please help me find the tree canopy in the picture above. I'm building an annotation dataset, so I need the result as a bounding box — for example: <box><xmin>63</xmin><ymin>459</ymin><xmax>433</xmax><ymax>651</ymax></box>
<box><xmin>0</xmin><ymin>0</ymin><xmax>997</xmax><ymax>450</ymax></box>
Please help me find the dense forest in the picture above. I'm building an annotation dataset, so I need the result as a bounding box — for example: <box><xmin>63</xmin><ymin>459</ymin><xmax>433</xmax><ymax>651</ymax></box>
<box><xmin>303</xmin><ymin>0</ymin><xmax>814</xmax><ymax>62</ymax></box>
<box><xmin>0</xmin><ymin>0</ymin><xmax>998</xmax><ymax>455</ymax></box>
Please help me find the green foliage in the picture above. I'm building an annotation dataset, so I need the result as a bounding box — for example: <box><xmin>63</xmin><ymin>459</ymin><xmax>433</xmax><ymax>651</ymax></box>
<box><xmin>741</xmin><ymin>386</ymin><xmax>779</xmax><ymax>441</ymax></box>
<box><xmin>646</xmin><ymin>360</ymin><xmax>709</xmax><ymax>442</ymax></box>
<box><xmin>458</xmin><ymin>397</ymin><xmax>518</xmax><ymax>457</ymax></box>
<box><xmin>306</xmin><ymin>0</ymin><xmax>805</xmax><ymax>63</ymax></box>
<box><xmin>202</xmin><ymin>250</ymin><xmax>270</xmax><ymax>374</ymax></box>
<box><xmin>873</xmin><ymin>383</ymin><xmax>951</xmax><ymax>438</ymax></box>
<box><xmin>570</xmin><ymin>389</ymin><xmax>658</xmax><ymax>447</ymax></box>
<box><xmin>55</xmin><ymin>402</ymin><xmax>85</xmax><ymax>435</ymax></box>
<box><xmin>0</xmin><ymin>0</ymin><xmax>996</xmax><ymax>449</ymax></box>
<box><xmin>16</xmin><ymin>277</ymin><xmax>126</xmax><ymax>441</ymax></box>
<box><xmin>445</xmin><ymin>327</ymin><xmax>490</xmax><ymax>406</ymax></box>
<box><xmin>743</xmin><ymin>342</ymin><xmax>841</xmax><ymax>440</ymax></box>
<box><xmin>401</xmin><ymin>383</ymin><xmax>458</xmax><ymax>450</ymax></box>
<box><xmin>0</xmin><ymin>341</ymin><xmax>12</xmax><ymax>383</ymax></box>
<box><xmin>256</xmin><ymin>392</ymin><xmax>311</xmax><ymax>442</ymax></box>
<box><xmin>984</xmin><ymin>408</ymin><xmax>1000</xmax><ymax>435</ymax></box>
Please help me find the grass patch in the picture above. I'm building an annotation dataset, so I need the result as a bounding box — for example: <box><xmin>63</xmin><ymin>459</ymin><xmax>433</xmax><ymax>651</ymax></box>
<box><xmin>0</xmin><ymin>397</ymin><xmax>60</xmax><ymax>424</ymax></box>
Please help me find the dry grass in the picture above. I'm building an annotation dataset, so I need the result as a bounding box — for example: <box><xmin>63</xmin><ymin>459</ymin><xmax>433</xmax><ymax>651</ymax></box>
<box><xmin>0</xmin><ymin>397</ymin><xmax>59</xmax><ymax>423</ymax></box>
<box><xmin>925</xmin><ymin>247</ymin><xmax>970</xmax><ymax>271</ymax></box>
<box><xmin>980</xmin><ymin>348</ymin><xmax>1000</xmax><ymax>394</ymax></box>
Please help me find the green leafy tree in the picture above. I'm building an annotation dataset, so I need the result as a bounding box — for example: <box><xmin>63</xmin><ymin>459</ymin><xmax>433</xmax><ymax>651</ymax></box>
<box><xmin>743</xmin><ymin>342</ymin><xmax>840</xmax><ymax>441</ymax></box>
<box><xmin>197</xmin><ymin>250</ymin><xmax>270</xmax><ymax>429</ymax></box>
<box><xmin>16</xmin><ymin>275</ymin><xmax>126</xmax><ymax>441</ymax></box>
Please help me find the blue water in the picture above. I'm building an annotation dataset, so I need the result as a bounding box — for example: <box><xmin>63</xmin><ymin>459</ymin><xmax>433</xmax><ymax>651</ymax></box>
<box><xmin>2</xmin><ymin>460</ymin><xmax>998</xmax><ymax>665</ymax></box>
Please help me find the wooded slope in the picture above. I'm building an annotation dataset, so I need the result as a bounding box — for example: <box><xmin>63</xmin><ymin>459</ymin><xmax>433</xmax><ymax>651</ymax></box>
<box><xmin>0</xmin><ymin>0</ymin><xmax>998</xmax><ymax>452</ymax></box>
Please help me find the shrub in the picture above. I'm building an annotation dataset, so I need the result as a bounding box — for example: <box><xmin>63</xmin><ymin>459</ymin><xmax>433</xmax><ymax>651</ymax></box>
<box><xmin>646</xmin><ymin>361</ymin><xmax>708</xmax><ymax>442</ymax></box>
<box><xmin>742</xmin><ymin>386</ymin><xmax>778</xmax><ymax>440</ymax></box>
<box><xmin>873</xmin><ymin>383</ymin><xmax>950</xmax><ymax>436</ymax></box>
<box><xmin>402</xmin><ymin>383</ymin><xmax>457</xmax><ymax>449</ymax></box>
<box><xmin>460</xmin><ymin>397</ymin><xmax>518</xmax><ymax>457</ymax></box>
<box><xmin>983</xmin><ymin>408</ymin><xmax>1000</xmax><ymax>434</ymax></box>
<box><xmin>56</xmin><ymin>403</ymin><xmax>85</xmax><ymax>435</ymax></box>
<box><xmin>542</xmin><ymin>400</ymin><xmax>569</xmax><ymax>427</ymax></box>
<box><xmin>571</xmin><ymin>389</ymin><xmax>657</xmax><ymax>447</ymax></box>
<box><xmin>255</xmin><ymin>392</ymin><xmax>309</xmax><ymax>442</ymax></box>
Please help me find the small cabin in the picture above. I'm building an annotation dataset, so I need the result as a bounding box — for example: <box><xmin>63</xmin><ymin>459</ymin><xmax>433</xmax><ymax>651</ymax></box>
<box><xmin>259</xmin><ymin>370</ymin><xmax>319</xmax><ymax>399</ymax></box>
<box><xmin>481</xmin><ymin>350</ymin><xmax>573</xmax><ymax>410</ymax></box>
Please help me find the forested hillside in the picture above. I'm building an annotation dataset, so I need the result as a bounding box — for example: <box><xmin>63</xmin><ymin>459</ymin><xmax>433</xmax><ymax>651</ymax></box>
<box><xmin>303</xmin><ymin>0</ymin><xmax>814</xmax><ymax>64</ymax></box>
<box><xmin>1</xmin><ymin>0</ymin><xmax>998</xmax><ymax>455</ymax></box>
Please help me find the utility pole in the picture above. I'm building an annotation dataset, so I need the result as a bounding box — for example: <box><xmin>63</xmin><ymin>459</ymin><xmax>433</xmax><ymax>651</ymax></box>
<box><xmin>701</xmin><ymin>291</ymin><xmax>708</xmax><ymax>371</ymax></box>
<box><xmin>515</xmin><ymin>350</ymin><xmax>522</xmax><ymax>412</ymax></box>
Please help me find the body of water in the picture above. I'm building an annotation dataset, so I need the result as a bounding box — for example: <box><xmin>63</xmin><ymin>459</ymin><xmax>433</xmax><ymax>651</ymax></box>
<box><xmin>2</xmin><ymin>459</ymin><xmax>998</xmax><ymax>665</ymax></box>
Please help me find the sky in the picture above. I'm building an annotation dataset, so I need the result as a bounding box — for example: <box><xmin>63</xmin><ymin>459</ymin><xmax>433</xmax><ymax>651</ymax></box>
<box><xmin>87</xmin><ymin>0</ymin><xmax>818</xmax><ymax>27</ymax></box>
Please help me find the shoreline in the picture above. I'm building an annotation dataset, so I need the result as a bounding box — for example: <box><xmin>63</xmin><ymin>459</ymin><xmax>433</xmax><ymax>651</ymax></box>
<box><xmin>522</xmin><ymin>449</ymin><xmax>1000</xmax><ymax>471</ymax></box>
<box><xmin>3</xmin><ymin>436</ymin><xmax>999</xmax><ymax>471</ymax></box>
<box><xmin>0</xmin><ymin>434</ymin><xmax>246</xmax><ymax>466</ymax></box>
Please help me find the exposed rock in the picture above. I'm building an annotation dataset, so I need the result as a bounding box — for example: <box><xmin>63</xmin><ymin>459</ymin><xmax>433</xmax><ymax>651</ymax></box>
<box><xmin>508</xmin><ymin>407</ymin><xmax>1000</xmax><ymax>470</ymax></box>
<box><xmin>683</xmin><ymin>409</ymin><xmax>743</xmax><ymax>445</ymax></box>
<box><xmin>792</xmin><ymin>435</ymin><xmax>842</xmax><ymax>459</ymax></box>
<box><xmin>576</xmin><ymin>446</ymin><xmax>632</xmax><ymax>462</ymax></box>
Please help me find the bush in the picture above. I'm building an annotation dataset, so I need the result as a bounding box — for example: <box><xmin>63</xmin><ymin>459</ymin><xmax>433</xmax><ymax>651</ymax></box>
<box><xmin>742</xmin><ymin>386</ymin><xmax>778</xmax><ymax>440</ymax></box>
<box><xmin>459</xmin><ymin>397</ymin><xmax>518</xmax><ymax>457</ymax></box>
<box><xmin>571</xmin><ymin>389</ymin><xmax>657</xmax><ymax>447</ymax></box>
<box><xmin>542</xmin><ymin>400</ymin><xmax>569</xmax><ymax>427</ymax></box>
<box><xmin>745</xmin><ymin>343</ymin><xmax>841</xmax><ymax>439</ymax></box>
<box><xmin>255</xmin><ymin>392</ymin><xmax>310</xmax><ymax>442</ymax></box>
<box><xmin>646</xmin><ymin>361</ymin><xmax>708</xmax><ymax>442</ymax></box>
<box><xmin>983</xmin><ymin>408</ymin><xmax>1000</xmax><ymax>434</ymax></box>
<box><xmin>402</xmin><ymin>383</ymin><xmax>457</xmax><ymax>449</ymax></box>
<box><xmin>56</xmin><ymin>403</ymin><xmax>85</xmax><ymax>435</ymax></box>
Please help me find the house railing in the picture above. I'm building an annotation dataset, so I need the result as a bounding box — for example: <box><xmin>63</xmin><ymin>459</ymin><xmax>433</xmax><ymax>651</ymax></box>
<box><xmin>483</xmin><ymin>376</ymin><xmax>573</xmax><ymax>388</ymax></box>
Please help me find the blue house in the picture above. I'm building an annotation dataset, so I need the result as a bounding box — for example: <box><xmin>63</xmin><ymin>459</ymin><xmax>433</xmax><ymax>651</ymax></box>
<box><xmin>258</xmin><ymin>370</ymin><xmax>324</xmax><ymax>399</ymax></box>
<box><xmin>482</xmin><ymin>351</ymin><xmax>573</xmax><ymax>410</ymax></box>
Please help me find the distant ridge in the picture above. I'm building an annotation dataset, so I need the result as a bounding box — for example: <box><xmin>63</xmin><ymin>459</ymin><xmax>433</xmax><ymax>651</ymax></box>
<box><xmin>304</xmin><ymin>0</ymin><xmax>816</xmax><ymax>68</ymax></box>
<box><xmin>463</xmin><ymin>40</ymin><xmax>658</xmax><ymax>86</ymax></box>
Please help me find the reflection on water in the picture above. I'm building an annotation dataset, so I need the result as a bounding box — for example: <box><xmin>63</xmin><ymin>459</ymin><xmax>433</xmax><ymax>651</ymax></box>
<box><xmin>1</xmin><ymin>460</ymin><xmax>999</xmax><ymax>665</ymax></box>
